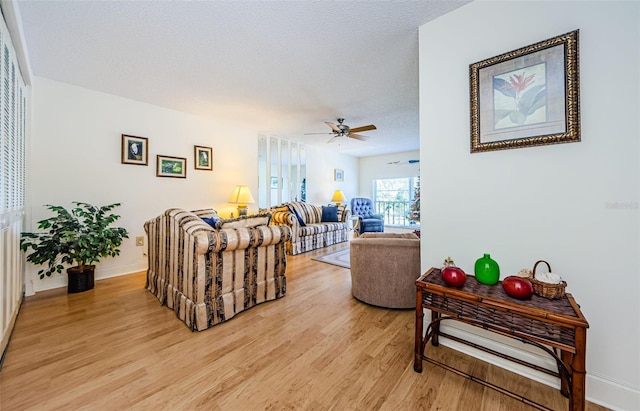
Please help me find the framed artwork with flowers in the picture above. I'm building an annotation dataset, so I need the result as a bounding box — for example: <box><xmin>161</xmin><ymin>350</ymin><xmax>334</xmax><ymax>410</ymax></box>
<box><xmin>470</xmin><ymin>30</ymin><xmax>580</xmax><ymax>153</ymax></box>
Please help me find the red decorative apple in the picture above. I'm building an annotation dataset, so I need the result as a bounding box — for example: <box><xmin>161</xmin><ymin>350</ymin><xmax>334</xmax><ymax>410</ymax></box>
<box><xmin>502</xmin><ymin>276</ymin><xmax>534</xmax><ymax>300</ymax></box>
<box><xmin>441</xmin><ymin>257</ymin><xmax>467</xmax><ymax>288</ymax></box>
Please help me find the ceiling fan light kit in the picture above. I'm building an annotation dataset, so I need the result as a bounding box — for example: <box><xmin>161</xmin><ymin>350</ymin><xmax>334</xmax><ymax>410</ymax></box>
<box><xmin>305</xmin><ymin>118</ymin><xmax>377</xmax><ymax>143</ymax></box>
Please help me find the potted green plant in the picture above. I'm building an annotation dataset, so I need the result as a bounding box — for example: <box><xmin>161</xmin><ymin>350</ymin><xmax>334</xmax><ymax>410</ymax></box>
<box><xmin>20</xmin><ymin>202</ymin><xmax>129</xmax><ymax>293</ymax></box>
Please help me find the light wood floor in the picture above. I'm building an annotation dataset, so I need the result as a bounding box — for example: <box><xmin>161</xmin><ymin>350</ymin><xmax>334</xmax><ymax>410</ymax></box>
<box><xmin>1</xmin><ymin>243</ymin><xmax>608</xmax><ymax>410</ymax></box>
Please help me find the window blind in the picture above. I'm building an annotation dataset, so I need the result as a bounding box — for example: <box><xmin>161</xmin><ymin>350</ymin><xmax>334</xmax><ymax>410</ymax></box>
<box><xmin>0</xmin><ymin>8</ymin><xmax>27</xmax><ymax>366</ymax></box>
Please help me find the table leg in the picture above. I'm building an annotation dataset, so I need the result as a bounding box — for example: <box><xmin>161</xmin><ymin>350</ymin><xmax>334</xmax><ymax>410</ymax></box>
<box><xmin>560</xmin><ymin>350</ymin><xmax>572</xmax><ymax>397</ymax></box>
<box><xmin>431</xmin><ymin>310</ymin><xmax>440</xmax><ymax>347</ymax></box>
<box><xmin>414</xmin><ymin>288</ymin><xmax>424</xmax><ymax>373</ymax></box>
<box><xmin>571</xmin><ymin>327</ymin><xmax>587</xmax><ymax>411</ymax></box>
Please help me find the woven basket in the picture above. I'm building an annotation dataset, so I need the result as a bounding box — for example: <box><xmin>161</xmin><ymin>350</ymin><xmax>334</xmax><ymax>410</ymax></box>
<box><xmin>530</xmin><ymin>260</ymin><xmax>566</xmax><ymax>299</ymax></box>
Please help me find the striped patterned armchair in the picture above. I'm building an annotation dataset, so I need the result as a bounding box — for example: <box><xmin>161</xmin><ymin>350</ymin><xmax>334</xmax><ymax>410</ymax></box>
<box><xmin>269</xmin><ymin>202</ymin><xmax>350</xmax><ymax>255</ymax></box>
<box><xmin>144</xmin><ymin>208</ymin><xmax>291</xmax><ymax>331</ymax></box>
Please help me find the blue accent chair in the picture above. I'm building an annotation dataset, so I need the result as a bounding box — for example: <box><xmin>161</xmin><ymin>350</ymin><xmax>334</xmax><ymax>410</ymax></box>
<box><xmin>350</xmin><ymin>197</ymin><xmax>384</xmax><ymax>235</ymax></box>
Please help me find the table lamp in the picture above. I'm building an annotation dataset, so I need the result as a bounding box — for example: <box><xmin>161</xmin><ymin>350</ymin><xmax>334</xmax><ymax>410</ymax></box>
<box><xmin>331</xmin><ymin>190</ymin><xmax>346</xmax><ymax>206</ymax></box>
<box><xmin>229</xmin><ymin>185</ymin><xmax>255</xmax><ymax>216</ymax></box>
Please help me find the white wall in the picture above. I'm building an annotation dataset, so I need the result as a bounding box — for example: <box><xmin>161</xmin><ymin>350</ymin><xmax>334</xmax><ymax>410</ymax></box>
<box><xmin>27</xmin><ymin>77</ymin><xmax>258</xmax><ymax>293</ymax></box>
<box><xmin>358</xmin><ymin>150</ymin><xmax>420</xmax><ymax>199</ymax></box>
<box><xmin>305</xmin><ymin>145</ymin><xmax>358</xmax><ymax>205</ymax></box>
<box><xmin>27</xmin><ymin>77</ymin><xmax>358</xmax><ymax>294</ymax></box>
<box><xmin>419</xmin><ymin>1</ymin><xmax>639</xmax><ymax>409</ymax></box>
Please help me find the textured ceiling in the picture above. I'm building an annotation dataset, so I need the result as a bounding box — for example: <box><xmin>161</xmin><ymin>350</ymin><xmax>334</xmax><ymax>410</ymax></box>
<box><xmin>16</xmin><ymin>0</ymin><xmax>471</xmax><ymax>157</ymax></box>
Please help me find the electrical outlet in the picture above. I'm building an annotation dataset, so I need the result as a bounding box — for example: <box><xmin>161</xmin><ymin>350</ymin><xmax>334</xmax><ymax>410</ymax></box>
<box><xmin>136</xmin><ymin>236</ymin><xmax>144</xmax><ymax>246</ymax></box>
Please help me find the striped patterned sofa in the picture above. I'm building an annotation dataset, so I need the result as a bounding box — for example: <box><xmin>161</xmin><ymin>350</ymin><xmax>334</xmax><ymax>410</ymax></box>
<box><xmin>144</xmin><ymin>208</ymin><xmax>291</xmax><ymax>331</ymax></box>
<box><xmin>268</xmin><ymin>202</ymin><xmax>350</xmax><ymax>255</ymax></box>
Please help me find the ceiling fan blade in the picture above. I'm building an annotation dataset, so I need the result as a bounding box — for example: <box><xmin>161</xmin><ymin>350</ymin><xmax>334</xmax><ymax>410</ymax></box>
<box><xmin>387</xmin><ymin>159</ymin><xmax>420</xmax><ymax>165</ymax></box>
<box><xmin>349</xmin><ymin>124</ymin><xmax>377</xmax><ymax>133</ymax></box>
<box><xmin>304</xmin><ymin>132</ymin><xmax>334</xmax><ymax>135</ymax></box>
<box><xmin>325</xmin><ymin>121</ymin><xmax>341</xmax><ymax>133</ymax></box>
<box><xmin>348</xmin><ymin>133</ymin><xmax>369</xmax><ymax>141</ymax></box>
<box><xmin>327</xmin><ymin>136</ymin><xmax>339</xmax><ymax>144</ymax></box>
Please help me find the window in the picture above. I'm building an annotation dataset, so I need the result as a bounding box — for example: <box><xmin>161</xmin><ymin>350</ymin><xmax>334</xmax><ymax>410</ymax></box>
<box><xmin>373</xmin><ymin>177</ymin><xmax>420</xmax><ymax>227</ymax></box>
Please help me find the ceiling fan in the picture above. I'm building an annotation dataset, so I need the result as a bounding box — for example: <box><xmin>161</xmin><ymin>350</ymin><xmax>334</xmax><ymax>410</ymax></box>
<box><xmin>387</xmin><ymin>159</ymin><xmax>420</xmax><ymax>165</ymax></box>
<box><xmin>305</xmin><ymin>118</ymin><xmax>377</xmax><ymax>143</ymax></box>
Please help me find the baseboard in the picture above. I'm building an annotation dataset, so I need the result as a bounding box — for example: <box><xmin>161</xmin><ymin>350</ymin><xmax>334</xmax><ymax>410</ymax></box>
<box><xmin>436</xmin><ymin>322</ymin><xmax>640</xmax><ymax>410</ymax></box>
<box><xmin>436</xmin><ymin>322</ymin><xmax>560</xmax><ymax>388</ymax></box>
<box><xmin>585</xmin><ymin>374</ymin><xmax>640</xmax><ymax>411</ymax></box>
<box><xmin>27</xmin><ymin>262</ymin><xmax>148</xmax><ymax>295</ymax></box>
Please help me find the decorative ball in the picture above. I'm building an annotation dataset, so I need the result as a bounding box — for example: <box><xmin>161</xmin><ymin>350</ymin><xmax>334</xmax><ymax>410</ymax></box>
<box><xmin>502</xmin><ymin>276</ymin><xmax>534</xmax><ymax>299</ymax></box>
<box><xmin>441</xmin><ymin>266</ymin><xmax>467</xmax><ymax>288</ymax></box>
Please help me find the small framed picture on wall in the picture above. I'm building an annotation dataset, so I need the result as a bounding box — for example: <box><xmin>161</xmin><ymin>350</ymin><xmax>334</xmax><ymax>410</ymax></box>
<box><xmin>157</xmin><ymin>155</ymin><xmax>187</xmax><ymax>178</ymax></box>
<box><xmin>334</xmin><ymin>169</ymin><xmax>344</xmax><ymax>182</ymax></box>
<box><xmin>121</xmin><ymin>134</ymin><xmax>148</xmax><ymax>166</ymax></box>
<box><xmin>194</xmin><ymin>145</ymin><xmax>213</xmax><ymax>170</ymax></box>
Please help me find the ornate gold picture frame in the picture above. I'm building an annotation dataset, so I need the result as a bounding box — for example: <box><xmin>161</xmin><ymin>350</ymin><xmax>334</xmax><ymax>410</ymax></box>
<box><xmin>470</xmin><ymin>30</ymin><xmax>580</xmax><ymax>153</ymax></box>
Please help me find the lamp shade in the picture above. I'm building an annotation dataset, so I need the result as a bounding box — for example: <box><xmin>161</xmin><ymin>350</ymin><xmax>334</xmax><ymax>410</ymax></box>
<box><xmin>229</xmin><ymin>185</ymin><xmax>256</xmax><ymax>205</ymax></box>
<box><xmin>331</xmin><ymin>190</ymin><xmax>346</xmax><ymax>203</ymax></box>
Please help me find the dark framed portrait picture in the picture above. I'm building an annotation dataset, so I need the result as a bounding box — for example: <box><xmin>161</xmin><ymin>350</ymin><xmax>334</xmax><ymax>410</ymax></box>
<box><xmin>156</xmin><ymin>155</ymin><xmax>187</xmax><ymax>178</ymax></box>
<box><xmin>194</xmin><ymin>145</ymin><xmax>213</xmax><ymax>170</ymax></box>
<box><xmin>121</xmin><ymin>134</ymin><xmax>148</xmax><ymax>165</ymax></box>
<box><xmin>470</xmin><ymin>30</ymin><xmax>580</xmax><ymax>153</ymax></box>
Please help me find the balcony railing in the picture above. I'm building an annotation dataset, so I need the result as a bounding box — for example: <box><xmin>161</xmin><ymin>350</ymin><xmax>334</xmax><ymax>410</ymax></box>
<box><xmin>375</xmin><ymin>200</ymin><xmax>420</xmax><ymax>228</ymax></box>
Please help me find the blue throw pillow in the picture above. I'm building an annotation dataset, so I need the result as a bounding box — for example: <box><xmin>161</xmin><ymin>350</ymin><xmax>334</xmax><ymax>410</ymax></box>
<box><xmin>201</xmin><ymin>217</ymin><xmax>219</xmax><ymax>228</ymax></box>
<box><xmin>292</xmin><ymin>208</ymin><xmax>306</xmax><ymax>227</ymax></box>
<box><xmin>321</xmin><ymin>206</ymin><xmax>339</xmax><ymax>222</ymax></box>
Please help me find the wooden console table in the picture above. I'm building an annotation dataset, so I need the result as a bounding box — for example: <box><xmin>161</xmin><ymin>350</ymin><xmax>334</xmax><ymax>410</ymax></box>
<box><xmin>414</xmin><ymin>267</ymin><xmax>589</xmax><ymax>411</ymax></box>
